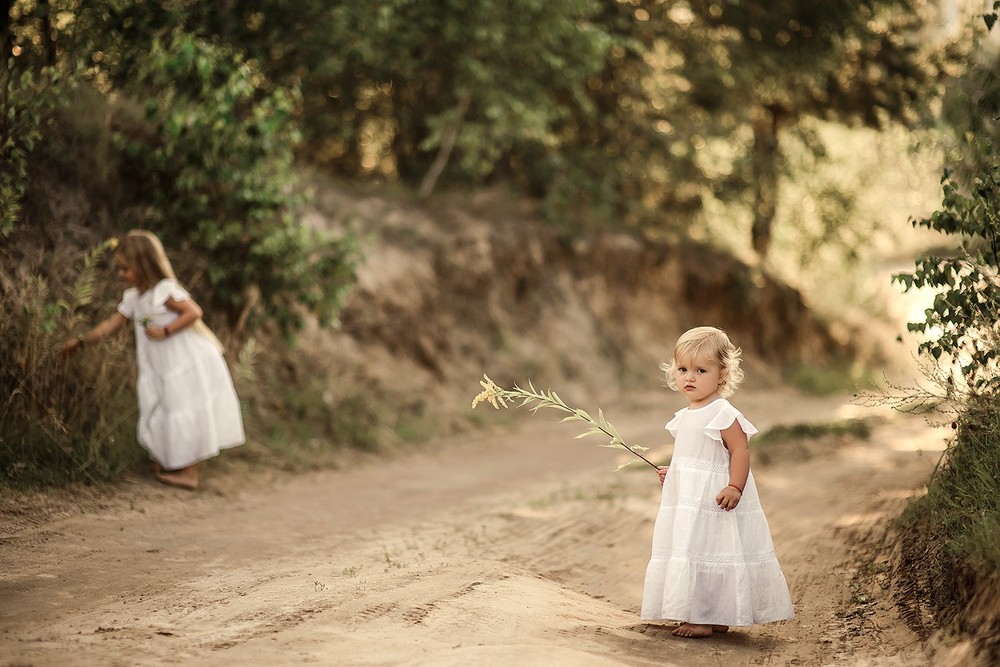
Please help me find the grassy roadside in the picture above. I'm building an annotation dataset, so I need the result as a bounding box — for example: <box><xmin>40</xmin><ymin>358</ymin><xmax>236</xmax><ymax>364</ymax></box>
<box><xmin>891</xmin><ymin>398</ymin><xmax>1000</xmax><ymax>662</ymax></box>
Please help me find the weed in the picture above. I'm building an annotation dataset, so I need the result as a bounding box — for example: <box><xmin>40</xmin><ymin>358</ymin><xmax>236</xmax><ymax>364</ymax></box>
<box><xmin>1</xmin><ymin>239</ymin><xmax>142</xmax><ymax>488</ymax></box>
<box><xmin>893</xmin><ymin>398</ymin><xmax>1000</xmax><ymax>637</ymax></box>
<box><xmin>381</xmin><ymin>547</ymin><xmax>406</xmax><ymax>571</ymax></box>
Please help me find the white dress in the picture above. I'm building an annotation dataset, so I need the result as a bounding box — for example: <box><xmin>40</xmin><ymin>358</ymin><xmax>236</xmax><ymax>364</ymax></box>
<box><xmin>118</xmin><ymin>279</ymin><xmax>245</xmax><ymax>470</ymax></box>
<box><xmin>641</xmin><ymin>398</ymin><xmax>794</xmax><ymax>626</ymax></box>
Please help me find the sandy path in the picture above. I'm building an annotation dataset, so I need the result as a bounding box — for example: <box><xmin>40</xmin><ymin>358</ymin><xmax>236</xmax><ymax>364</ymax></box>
<box><xmin>0</xmin><ymin>388</ymin><xmax>948</xmax><ymax>666</ymax></box>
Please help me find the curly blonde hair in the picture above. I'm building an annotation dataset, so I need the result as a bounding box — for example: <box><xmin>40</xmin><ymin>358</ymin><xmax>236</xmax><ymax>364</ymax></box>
<box><xmin>660</xmin><ymin>326</ymin><xmax>745</xmax><ymax>398</ymax></box>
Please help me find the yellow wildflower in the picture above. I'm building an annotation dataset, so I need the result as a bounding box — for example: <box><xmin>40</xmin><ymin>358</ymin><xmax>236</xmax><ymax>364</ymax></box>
<box><xmin>472</xmin><ymin>375</ymin><xmax>507</xmax><ymax>409</ymax></box>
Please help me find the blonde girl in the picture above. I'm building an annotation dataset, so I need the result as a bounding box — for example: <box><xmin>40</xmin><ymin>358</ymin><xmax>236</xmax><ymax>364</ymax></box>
<box><xmin>641</xmin><ymin>326</ymin><xmax>793</xmax><ymax>637</ymax></box>
<box><xmin>63</xmin><ymin>230</ymin><xmax>244</xmax><ymax>489</ymax></box>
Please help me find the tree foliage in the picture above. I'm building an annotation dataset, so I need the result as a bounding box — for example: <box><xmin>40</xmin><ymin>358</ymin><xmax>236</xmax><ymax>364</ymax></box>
<box><xmin>656</xmin><ymin>0</ymin><xmax>950</xmax><ymax>256</ymax></box>
<box><xmin>1</xmin><ymin>0</ymin><xmax>357</xmax><ymax>337</ymax></box>
<box><xmin>895</xmin><ymin>160</ymin><xmax>1000</xmax><ymax>394</ymax></box>
<box><xmin>0</xmin><ymin>0</ymin><xmax>961</xmax><ymax>294</ymax></box>
<box><xmin>96</xmin><ymin>0</ymin><xmax>951</xmax><ymax>246</ymax></box>
<box><xmin>894</xmin><ymin>2</ymin><xmax>1000</xmax><ymax>396</ymax></box>
<box><xmin>113</xmin><ymin>31</ymin><xmax>356</xmax><ymax>335</ymax></box>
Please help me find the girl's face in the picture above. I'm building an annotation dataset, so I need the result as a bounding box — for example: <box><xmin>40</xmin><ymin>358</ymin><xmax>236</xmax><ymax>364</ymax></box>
<box><xmin>674</xmin><ymin>354</ymin><xmax>724</xmax><ymax>408</ymax></box>
<box><xmin>114</xmin><ymin>253</ymin><xmax>141</xmax><ymax>289</ymax></box>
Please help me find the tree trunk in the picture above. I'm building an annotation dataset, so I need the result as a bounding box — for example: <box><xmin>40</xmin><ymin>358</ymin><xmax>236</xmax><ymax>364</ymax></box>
<box><xmin>419</xmin><ymin>92</ymin><xmax>472</xmax><ymax>200</ymax></box>
<box><xmin>39</xmin><ymin>0</ymin><xmax>56</xmax><ymax>67</ymax></box>
<box><xmin>751</xmin><ymin>106</ymin><xmax>781</xmax><ymax>258</ymax></box>
<box><xmin>1</xmin><ymin>0</ymin><xmax>11</xmax><ymax>44</ymax></box>
<box><xmin>217</xmin><ymin>0</ymin><xmax>236</xmax><ymax>43</ymax></box>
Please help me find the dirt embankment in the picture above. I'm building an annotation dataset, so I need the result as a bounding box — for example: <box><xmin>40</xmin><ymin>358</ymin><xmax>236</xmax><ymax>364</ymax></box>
<box><xmin>287</xmin><ymin>182</ymin><xmax>863</xmax><ymax>439</ymax></box>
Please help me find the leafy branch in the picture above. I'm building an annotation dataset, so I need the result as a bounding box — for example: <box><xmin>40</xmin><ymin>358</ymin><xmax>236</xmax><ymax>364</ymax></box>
<box><xmin>472</xmin><ymin>374</ymin><xmax>659</xmax><ymax>471</ymax></box>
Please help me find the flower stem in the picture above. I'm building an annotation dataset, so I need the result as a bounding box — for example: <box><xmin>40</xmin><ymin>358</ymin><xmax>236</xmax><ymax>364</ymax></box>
<box><xmin>473</xmin><ymin>374</ymin><xmax>661</xmax><ymax>472</ymax></box>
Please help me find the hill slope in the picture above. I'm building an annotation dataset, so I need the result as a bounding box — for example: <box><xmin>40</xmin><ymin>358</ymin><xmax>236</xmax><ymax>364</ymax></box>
<box><xmin>276</xmin><ymin>179</ymin><xmax>861</xmax><ymax>445</ymax></box>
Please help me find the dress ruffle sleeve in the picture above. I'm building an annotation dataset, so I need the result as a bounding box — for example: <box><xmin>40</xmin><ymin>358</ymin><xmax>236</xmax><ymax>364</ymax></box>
<box><xmin>152</xmin><ymin>279</ymin><xmax>190</xmax><ymax>305</ymax></box>
<box><xmin>665</xmin><ymin>409</ymin><xmax>686</xmax><ymax>438</ymax></box>
<box><xmin>117</xmin><ymin>287</ymin><xmax>138</xmax><ymax>319</ymax></box>
<box><xmin>704</xmin><ymin>402</ymin><xmax>758</xmax><ymax>443</ymax></box>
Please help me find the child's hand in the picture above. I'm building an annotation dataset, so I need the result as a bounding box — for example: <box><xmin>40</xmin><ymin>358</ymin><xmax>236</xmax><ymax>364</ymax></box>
<box><xmin>59</xmin><ymin>337</ymin><xmax>83</xmax><ymax>358</ymax></box>
<box><xmin>657</xmin><ymin>466</ymin><xmax>668</xmax><ymax>485</ymax></box>
<box><xmin>146</xmin><ymin>325</ymin><xmax>168</xmax><ymax>340</ymax></box>
<box><xmin>716</xmin><ymin>485</ymin><xmax>742</xmax><ymax>511</ymax></box>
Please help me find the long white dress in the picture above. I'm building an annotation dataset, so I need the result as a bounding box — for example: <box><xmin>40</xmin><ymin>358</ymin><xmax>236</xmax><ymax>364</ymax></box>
<box><xmin>641</xmin><ymin>398</ymin><xmax>794</xmax><ymax>626</ymax></box>
<box><xmin>118</xmin><ymin>279</ymin><xmax>245</xmax><ymax>470</ymax></box>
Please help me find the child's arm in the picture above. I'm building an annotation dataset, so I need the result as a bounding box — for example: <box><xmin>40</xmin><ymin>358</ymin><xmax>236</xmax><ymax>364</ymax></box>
<box><xmin>716</xmin><ymin>421</ymin><xmax>750</xmax><ymax>511</ymax></box>
<box><xmin>145</xmin><ymin>295</ymin><xmax>203</xmax><ymax>340</ymax></box>
<box><xmin>61</xmin><ymin>312</ymin><xmax>128</xmax><ymax>356</ymax></box>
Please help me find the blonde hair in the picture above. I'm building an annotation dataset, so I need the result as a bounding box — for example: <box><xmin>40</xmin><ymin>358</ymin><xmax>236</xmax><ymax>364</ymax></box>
<box><xmin>116</xmin><ymin>229</ymin><xmax>225</xmax><ymax>354</ymax></box>
<box><xmin>117</xmin><ymin>229</ymin><xmax>176</xmax><ymax>289</ymax></box>
<box><xmin>661</xmin><ymin>326</ymin><xmax>745</xmax><ymax>398</ymax></box>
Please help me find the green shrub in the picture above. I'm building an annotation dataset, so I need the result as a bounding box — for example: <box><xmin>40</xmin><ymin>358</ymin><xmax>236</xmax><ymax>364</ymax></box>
<box><xmin>113</xmin><ymin>30</ymin><xmax>358</xmax><ymax>338</ymax></box>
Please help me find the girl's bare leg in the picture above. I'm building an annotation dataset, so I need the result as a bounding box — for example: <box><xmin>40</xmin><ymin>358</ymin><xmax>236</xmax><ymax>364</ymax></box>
<box><xmin>155</xmin><ymin>464</ymin><xmax>199</xmax><ymax>490</ymax></box>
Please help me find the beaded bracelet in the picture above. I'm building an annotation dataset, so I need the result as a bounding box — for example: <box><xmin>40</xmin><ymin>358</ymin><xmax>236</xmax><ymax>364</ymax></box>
<box><xmin>727</xmin><ymin>483</ymin><xmax>743</xmax><ymax>494</ymax></box>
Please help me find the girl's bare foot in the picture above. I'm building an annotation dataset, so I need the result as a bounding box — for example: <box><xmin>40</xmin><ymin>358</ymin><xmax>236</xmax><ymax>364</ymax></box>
<box><xmin>155</xmin><ymin>465</ymin><xmax>198</xmax><ymax>490</ymax></box>
<box><xmin>712</xmin><ymin>625</ymin><xmax>729</xmax><ymax>633</ymax></box>
<box><xmin>672</xmin><ymin>623</ymin><xmax>714</xmax><ymax>638</ymax></box>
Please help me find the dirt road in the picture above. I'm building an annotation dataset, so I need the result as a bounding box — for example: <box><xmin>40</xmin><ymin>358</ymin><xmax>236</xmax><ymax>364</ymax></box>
<box><xmin>1</xmin><ymin>388</ymin><xmax>949</xmax><ymax>666</ymax></box>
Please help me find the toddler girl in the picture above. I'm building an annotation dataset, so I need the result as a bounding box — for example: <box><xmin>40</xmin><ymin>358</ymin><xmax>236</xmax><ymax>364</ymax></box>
<box><xmin>63</xmin><ymin>229</ymin><xmax>245</xmax><ymax>489</ymax></box>
<box><xmin>641</xmin><ymin>326</ymin><xmax>793</xmax><ymax>637</ymax></box>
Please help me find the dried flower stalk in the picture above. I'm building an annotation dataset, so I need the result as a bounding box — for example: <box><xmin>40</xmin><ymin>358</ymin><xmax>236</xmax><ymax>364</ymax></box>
<box><xmin>472</xmin><ymin>374</ymin><xmax>658</xmax><ymax>471</ymax></box>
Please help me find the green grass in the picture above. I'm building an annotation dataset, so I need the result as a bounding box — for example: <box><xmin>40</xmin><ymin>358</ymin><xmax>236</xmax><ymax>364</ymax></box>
<box><xmin>783</xmin><ymin>362</ymin><xmax>877</xmax><ymax>396</ymax></box>
<box><xmin>755</xmin><ymin>418</ymin><xmax>872</xmax><ymax>445</ymax></box>
<box><xmin>751</xmin><ymin>418</ymin><xmax>872</xmax><ymax>465</ymax></box>
<box><xmin>893</xmin><ymin>397</ymin><xmax>1000</xmax><ymax>635</ymax></box>
<box><xmin>0</xmin><ymin>241</ymin><xmax>145</xmax><ymax>489</ymax></box>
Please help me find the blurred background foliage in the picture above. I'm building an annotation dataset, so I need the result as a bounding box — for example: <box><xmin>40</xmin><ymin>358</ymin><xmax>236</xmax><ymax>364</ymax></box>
<box><xmin>2</xmin><ymin>0</ymin><xmax>970</xmax><ymax>259</ymax></box>
<box><xmin>1</xmin><ymin>0</ymin><xmax>997</xmax><ymax>476</ymax></box>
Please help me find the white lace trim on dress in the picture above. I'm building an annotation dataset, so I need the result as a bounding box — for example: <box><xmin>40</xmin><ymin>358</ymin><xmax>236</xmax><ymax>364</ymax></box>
<box><xmin>649</xmin><ymin>550</ymin><xmax>780</xmax><ymax>565</ymax></box>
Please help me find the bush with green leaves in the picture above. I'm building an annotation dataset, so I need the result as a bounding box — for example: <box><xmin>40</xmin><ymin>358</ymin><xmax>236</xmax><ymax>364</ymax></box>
<box><xmin>114</xmin><ymin>31</ymin><xmax>357</xmax><ymax>337</ymax></box>
<box><xmin>886</xmin><ymin>4</ymin><xmax>1000</xmax><ymax>647</ymax></box>
<box><xmin>894</xmin><ymin>0</ymin><xmax>1000</xmax><ymax>394</ymax></box>
<box><xmin>894</xmin><ymin>154</ymin><xmax>1000</xmax><ymax>395</ymax></box>
<box><xmin>1</xmin><ymin>62</ymin><xmax>47</xmax><ymax>237</ymax></box>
